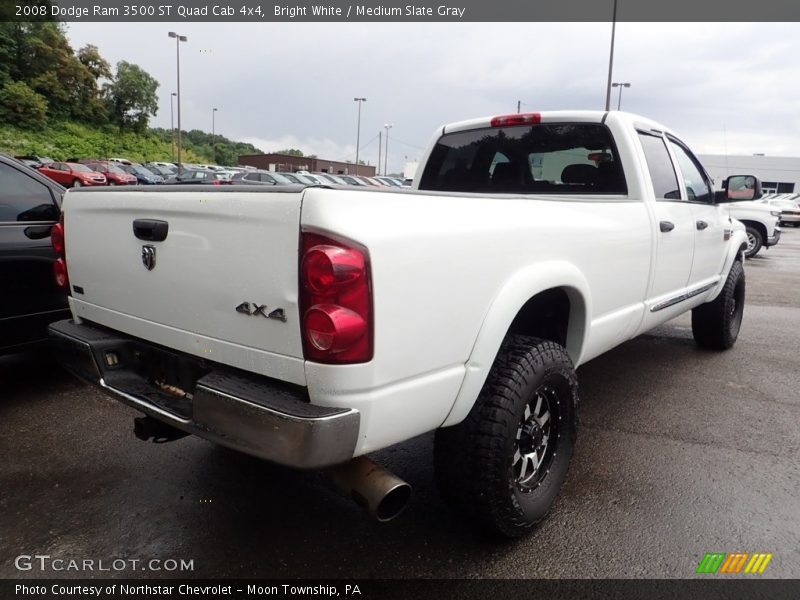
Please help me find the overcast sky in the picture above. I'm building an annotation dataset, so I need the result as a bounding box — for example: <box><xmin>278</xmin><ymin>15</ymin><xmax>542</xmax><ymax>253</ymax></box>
<box><xmin>65</xmin><ymin>22</ymin><xmax>800</xmax><ymax>172</ymax></box>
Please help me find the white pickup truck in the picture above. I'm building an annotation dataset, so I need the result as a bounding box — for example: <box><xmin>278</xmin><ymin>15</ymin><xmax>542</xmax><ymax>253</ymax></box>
<box><xmin>50</xmin><ymin>111</ymin><xmax>759</xmax><ymax>537</ymax></box>
<box><xmin>726</xmin><ymin>201</ymin><xmax>780</xmax><ymax>258</ymax></box>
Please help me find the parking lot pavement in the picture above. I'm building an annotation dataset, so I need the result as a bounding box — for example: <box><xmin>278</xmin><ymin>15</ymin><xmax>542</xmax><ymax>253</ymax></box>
<box><xmin>2</xmin><ymin>229</ymin><xmax>799</xmax><ymax>580</ymax></box>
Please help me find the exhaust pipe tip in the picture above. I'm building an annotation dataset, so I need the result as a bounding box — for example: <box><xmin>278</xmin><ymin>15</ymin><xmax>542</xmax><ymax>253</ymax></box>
<box><xmin>329</xmin><ymin>456</ymin><xmax>412</xmax><ymax>522</ymax></box>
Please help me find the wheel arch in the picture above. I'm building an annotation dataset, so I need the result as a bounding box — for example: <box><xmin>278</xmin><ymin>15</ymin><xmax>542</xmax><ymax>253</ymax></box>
<box><xmin>739</xmin><ymin>220</ymin><xmax>767</xmax><ymax>245</ymax></box>
<box><xmin>441</xmin><ymin>261</ymin><xmax>590</xmax><ymax>427</ymax></box>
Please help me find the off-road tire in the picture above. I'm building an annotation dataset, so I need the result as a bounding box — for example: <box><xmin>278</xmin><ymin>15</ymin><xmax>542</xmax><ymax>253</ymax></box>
<box><xmin>434</xmin><ymin>335</ymin><xmax>578</xmax><ymax>538</ymax></box>
<box><xmin>744</xmin><ymin>226</ymin><xmax>762</xmax><ymax>258</ymax></box>
<box><xmin>691</xmin><ymin>260</ymin><xmax>745</xmax><ymax>350</ymax></box>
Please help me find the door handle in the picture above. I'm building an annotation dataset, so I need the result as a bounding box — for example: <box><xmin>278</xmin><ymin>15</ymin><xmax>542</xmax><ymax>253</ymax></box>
<box><xmin>696</xmin><ymin>220</ymin><xmax>709</xmax><ymax>230</ymax></box>
<box><xmin>133</xmin><ymin>219</ymin><xmax>169</xmax><ymax>242</ymax></box>
<box><xmin>24</xmin><ymin>225</ymin><xmax>53</xmax><ymax>240</ymax></box>
<box><xmin>659</xmin><ymin>221</ymin><xmax>675</xmax><ymax>232</ymax></box>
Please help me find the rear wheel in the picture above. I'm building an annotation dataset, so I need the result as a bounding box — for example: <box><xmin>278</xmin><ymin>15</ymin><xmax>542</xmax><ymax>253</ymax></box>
<box><xmin>691</xmin><ymin>260</ymin><xmax>745</xmax><ymax>350</ymax></box>
<box><xmin>434</xmin><ymin>335</ymin><xmax>578</xmax><ymax>537</ymax></box>
<box><xmin>744</xmin><ymin>226</ymin><xmax>762</xmax><ymax>258</ymax></box>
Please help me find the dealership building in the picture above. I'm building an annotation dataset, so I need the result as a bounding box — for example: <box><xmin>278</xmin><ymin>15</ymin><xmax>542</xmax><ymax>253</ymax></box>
<box><xmin>698</xmin><ymin>154</ymin><xmax>800</xmax><ymax>194</ymax></box>
<box><xmin>238</xmin><ymin>153</ymin><xmax>376</xmax><ymax>177</ymax></box>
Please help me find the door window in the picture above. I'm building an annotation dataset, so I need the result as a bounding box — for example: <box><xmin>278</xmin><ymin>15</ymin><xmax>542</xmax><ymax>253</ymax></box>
<box><xmin>638</xmin><ymin>132</ymin><xmax>681</xmax><ymax>200</ymax></box>
<box><xmin>667</xmin><ymin>138</ymin><xmax>713</xmax><ymax>203</ymax></box>
<box><xmin>0</xmin><ymin>162</ymin><xmax>58</xmax><ymax>222</ymax></box>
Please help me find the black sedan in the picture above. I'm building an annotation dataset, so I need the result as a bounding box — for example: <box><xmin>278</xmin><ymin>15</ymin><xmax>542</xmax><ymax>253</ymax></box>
<box><xmin>119</xmin><ymin>163</ymin><xmax>165</xmax><ymax>185</ymax></box>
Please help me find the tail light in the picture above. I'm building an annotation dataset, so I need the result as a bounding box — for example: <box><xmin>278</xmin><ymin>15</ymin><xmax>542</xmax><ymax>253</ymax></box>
<box><xmin>51</xmin><ymin>214</ymin><xmax>69</xmax><ymax>290</ymax></box>
<box><xmin>300</xmin><ymin>231</ymin><xmax>372</xmax><ymax>363</ymax></box>
<box><xmin>490</xmin><ymin>112</ymin><xmax>542</xmax><ymax>127</ymax></box>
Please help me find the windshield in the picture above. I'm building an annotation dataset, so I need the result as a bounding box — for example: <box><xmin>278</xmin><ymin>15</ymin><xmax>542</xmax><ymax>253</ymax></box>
<box><xmin>418</xmin><ymin>123</ymin><xmax>627</xmax><ymax>195</ymax></box>
<box><xmin>70</xmin><ymin>164</ymin><xmax>93</xmax><ymax>173</ymax></box>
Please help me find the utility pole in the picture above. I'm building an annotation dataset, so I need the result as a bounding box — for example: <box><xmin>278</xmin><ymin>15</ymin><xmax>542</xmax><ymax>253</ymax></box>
<box><xmin>517</xmin><ymin>100</ymin><xmax>521</xmax><ymax>113</ymax></box>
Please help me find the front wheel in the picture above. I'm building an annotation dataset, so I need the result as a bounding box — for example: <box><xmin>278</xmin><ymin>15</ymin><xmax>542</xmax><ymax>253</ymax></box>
<box><xmin>691</xmin><ymin>260</ymin><xmax>745</xmax><ymax>350</ymax></box>
<box><xmin>72</xmin><ymin>179</ymin><xmax>82</xmax><ymax>188</ymax></box>
<box><xmin>108</xmin><ymin>180</ymin><xmax>116</xmax><ymax>186</ymax></box>
<box><xmin>744</xmin><ymin>226</ymin><xmax>763</xmax><ymax>258</ymax></box>
<box><xmin>434</xmin><ymin>335</ymin><xmax>578</xmax><ymax>538</ymax></box>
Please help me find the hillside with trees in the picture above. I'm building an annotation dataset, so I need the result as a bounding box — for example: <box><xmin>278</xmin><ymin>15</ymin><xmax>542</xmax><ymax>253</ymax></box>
<box><xmin>0</xmin><ymin>21</ymin><xmax>263</xmax><ymax>164</ymax></box>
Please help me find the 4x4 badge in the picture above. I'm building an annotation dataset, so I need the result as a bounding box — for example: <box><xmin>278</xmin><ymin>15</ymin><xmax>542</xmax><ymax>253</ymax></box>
<box><xmin>235</xmin><ymin>302</ymin><xmax>287</xmax><ymax>322</ymax></box>
<box><xmin>141</xmin><ymin>245</ymin><xmax>156</xmax><ymax>271</ymax></box>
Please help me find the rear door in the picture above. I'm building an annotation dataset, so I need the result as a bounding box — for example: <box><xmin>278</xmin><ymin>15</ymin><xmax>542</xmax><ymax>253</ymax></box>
<box><xmin>0</xmin><ymin>159</ymin><xmax>68</xmax><ymax>350</ymax></box>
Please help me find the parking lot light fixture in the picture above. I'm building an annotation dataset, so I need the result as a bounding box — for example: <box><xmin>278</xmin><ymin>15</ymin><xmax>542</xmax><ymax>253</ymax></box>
<box><xmin>612</xmin><ymin>82</ymin><xmax>631</xmax><ymax>110</ymax></box>
<box><xmin>168</xmin><ymin>32</ymin><xmax>188</xmax><ymax>171</ymax></box>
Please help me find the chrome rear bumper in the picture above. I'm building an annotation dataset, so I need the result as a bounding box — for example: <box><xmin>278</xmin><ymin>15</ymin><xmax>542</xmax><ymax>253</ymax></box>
<box><xmin>48</xmin><ymin>319</ymin><xmax>359</xmax><ymax>469</ymax></box>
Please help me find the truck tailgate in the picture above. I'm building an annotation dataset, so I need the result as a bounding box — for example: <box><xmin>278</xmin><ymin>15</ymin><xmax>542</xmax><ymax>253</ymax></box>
<box><xmin>63</xmin><ymin>188</ymin><xmax>306</xmax><ymax>384</ymax></box>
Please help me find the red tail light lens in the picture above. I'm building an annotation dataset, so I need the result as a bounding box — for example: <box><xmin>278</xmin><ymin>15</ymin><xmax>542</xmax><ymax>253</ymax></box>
<box><xmin>300</xmin><ymin>231</ymin><xmax>372</xmax><ymax>363</ymax></box>
<box><xmin>51</xmin><ymin>214</ymin><xmax>69</xmax><ymax>290</ymax></box>
<box><xmin>490</xmin><ymin>112</ymin><xmax>542</xmax><ymax>127</ymax></box>
<box><xmin>54</xmin><ymin>257</ymin><xmax>69</xmax><ymax>288</ymax></box>
<box><xmin>51</xmin><ymin>221</ymin><xmax>65</xmax><ymax>254</ymax></box>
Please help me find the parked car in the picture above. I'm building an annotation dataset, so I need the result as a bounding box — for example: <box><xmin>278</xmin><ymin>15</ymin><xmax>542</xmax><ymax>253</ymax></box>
<box><xmin>51</xmin><ymin>110</ymin><xmax>755</xmax><ymax>536</ymax></box>
<box><xmin>15</xmin><ymin>156</ymin><xmax>49</xmax><ymax>169</ymax></box>
<box><xmin>336</xmin><ymin>174</ymin><xmax>368</xmax><ymax>186</ymax></box>
<box><xmin>119</xmin><ymin>164</ymin><xmax>165</xmax><ymax>185</ymax></box>
<box><xmin>0</xmin><ymin>153</ymin><xmax>70</xmax><ymax>355</ymax></box>
<box><xmin>230</xmin><ymin>170</ymin><xmax>296</xmax><ymax>185</ymax></box>
<box><xmin>38</xmin><ymin>162</ymin><xmax>106</xmax><ymax>187</ymax></box>
<box><xmin>375</xmin><ymin>176</ymin><xmax>402</xmax><ymax>187</ymax></box>
<box><xmin>145</xmin><ymin>163</ymin><xmax>177</xmax><ymax>178</ymax></box>
<box><xmin>314</xmin><ymin>173</ymin><xmax>349</xmax><ymax>185</ymax></box>
<box><xmin>353</xmin><ymin>176</ymin><xmax>383</xmax><ymax>186</ymax></box>
<box><xmin>758</xmin><ymin>194</ymin><xmax>800</xmax><ymax>227</ymax></box>
<box><xmin>83</xmin><ymin>161</ymin><xmax>138</xmax><ymax>186</ymax></box>
<box><xmin>108</xmin><ymin>157</ymin><xmax>133</xmax><ymax>165</ymax></box>
<box><xmin>163</xmin><ymin>169</ymin><xmax>230</xmax><ymax>185</ymax></box>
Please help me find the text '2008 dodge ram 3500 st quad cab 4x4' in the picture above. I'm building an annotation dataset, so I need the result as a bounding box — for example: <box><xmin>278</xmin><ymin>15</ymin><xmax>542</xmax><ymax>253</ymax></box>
<box><xmin>50</xmin><ymin>111</ymin><xmax>760</xmax><ymax>537</ymax></box>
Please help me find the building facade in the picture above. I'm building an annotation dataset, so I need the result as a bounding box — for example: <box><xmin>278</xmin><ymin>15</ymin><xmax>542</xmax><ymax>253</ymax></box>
<box><xmin>699</xmin><ymin>154</ymin><xmax>800</xmax><ymax>194</ymax></box>
<box><xmin>238</xmin><ymin>153</ymin><xmax>376</xmax><ymax>177</ymax></box>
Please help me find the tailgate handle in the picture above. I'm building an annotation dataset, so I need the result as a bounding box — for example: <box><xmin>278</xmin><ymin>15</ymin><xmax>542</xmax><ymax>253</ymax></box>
<box><xmin>133</xmin><ymin>219</ymin><xmax>169</xmax><ymax>242</ymax></box>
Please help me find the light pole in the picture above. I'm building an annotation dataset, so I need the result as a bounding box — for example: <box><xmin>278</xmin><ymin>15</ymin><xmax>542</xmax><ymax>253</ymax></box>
<box><xmin>384</xmin><ymin>124</ymin><xmax>393</xmax><ymax>176</ymax></box>
<box><xmin>377</xmin><ymin>131</ymin><xmax>382</xmax><ymax>176</ymax></box>
<box><xmin>168</xmin><ymin>31</ymin><xmax>188</xmax><ymax>171</ymax></box>
<box><xmin>611</xmin><ymin>82</ymin><xmax>630</xmax><ymax>110</ymax></box>
<box><xmin>353</xmin><ymin>97</ymin><xmax>366</xmax><ymax>175</ymax></box>
<box><xmin>604</xmin><ymin>0</ymin><xmax>618</xmax><ymax>111</ymax></box>
<box><xmin>170</xmin><ymin>92</ymin><xmax>176</xmax><ymax>162</ymax></box>
<box><xmin>212</xmin><ymin>107</ymin><xmax>218</xmax><ymax>163</ymax></box>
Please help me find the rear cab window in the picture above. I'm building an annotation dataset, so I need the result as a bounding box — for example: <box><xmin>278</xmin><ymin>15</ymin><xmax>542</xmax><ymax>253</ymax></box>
<box><xmin>417</xmin><ymin>122</ymin><xmax>627</xmax><ymax>195</ymax></box>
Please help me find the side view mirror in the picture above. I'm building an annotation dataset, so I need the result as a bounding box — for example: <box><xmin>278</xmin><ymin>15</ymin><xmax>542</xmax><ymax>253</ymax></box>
<box><xmin>717</xmin><ymin>175</ymin><xmax>762</xmax><ymax>203</ymax></box>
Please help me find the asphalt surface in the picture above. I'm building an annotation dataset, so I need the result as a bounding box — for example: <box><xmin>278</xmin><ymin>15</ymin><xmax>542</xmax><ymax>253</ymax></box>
<box><xmin>2</xmin><ymin>228</ymin><xmax>799</xmax><ymax>580</ymax></box>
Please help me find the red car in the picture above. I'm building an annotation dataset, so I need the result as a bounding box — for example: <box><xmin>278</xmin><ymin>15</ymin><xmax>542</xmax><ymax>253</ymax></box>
<box><xmin>83</xmin><ymin>160</ymin><xmax>138</xmax><ymax>186</ymax></box>
<box><xmin>38</xmin><ymin>162</ymin><xmax>106</xmax><ymax>187</ymax></box>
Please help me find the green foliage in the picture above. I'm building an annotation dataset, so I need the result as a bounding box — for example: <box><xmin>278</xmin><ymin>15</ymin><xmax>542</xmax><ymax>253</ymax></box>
<box><xmin>0</xmin><ymin>22</ymin><xmax>107</xmax><ymax>124</ymax></box>
<box><xmin>275</xmin><ymin>148</ymin><xmax>304</xmax><ymax>156</ymax></box>
<box><xmin>0</xmin><ymin>80</ymin><xmax>48</xmax><ymax>129</ymax></box>
<box><xmin>103</xmin><ymin>61</ymin><xmax>159</xmax><ymax>132</ymax></box>
<box><xmin>151</xmin><ymin>128</ymin><xmax>264</xmax><ymax>166</ymax></box>
<box><xmin>0</xmin><ymin>121</ymin><xmax>263</xmax><ymax>166</ymax></box>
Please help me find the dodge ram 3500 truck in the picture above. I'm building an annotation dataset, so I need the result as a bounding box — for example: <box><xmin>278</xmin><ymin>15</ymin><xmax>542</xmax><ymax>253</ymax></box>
<box><xmin>49</xmin><ymin>111</ymin><xmax>759</xmax><ymax>537</ymax></box>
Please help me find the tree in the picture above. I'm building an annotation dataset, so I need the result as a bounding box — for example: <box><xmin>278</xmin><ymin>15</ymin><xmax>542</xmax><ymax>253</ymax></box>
<box><xmin>275</xmin><ymin>148</ymin><xmax>304</xmax><ymax>156</ymax></box>
<box><xmin>77</xmin><ymin>44</ymin><xmax>111</xmax><ymax>81</ymax></box>
<box><xmin>0</xmin><ymin>80</ymin><xmax>48</xmax><ymax>129</ymax></box>
<box><xmin>103</xmin><ymin>61</ymin><xmax>159</xmax><ymax>132</ymax></box>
